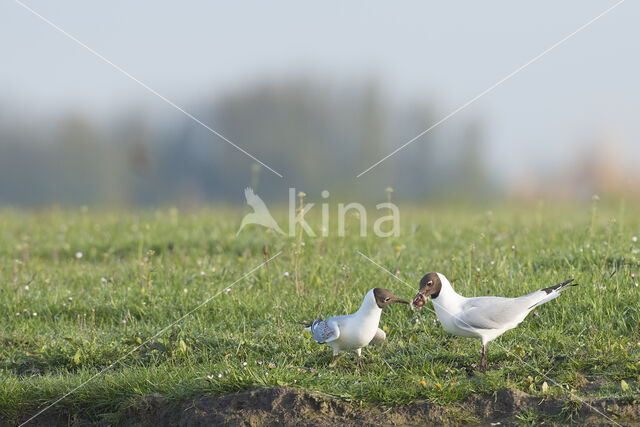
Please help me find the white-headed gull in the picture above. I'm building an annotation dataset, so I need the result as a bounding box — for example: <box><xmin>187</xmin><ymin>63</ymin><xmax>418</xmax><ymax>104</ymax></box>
<box><xmin>306</xmin><ymin>288</ymin><xmax>408</xmax><ymax>368</ymax></box>
<box><xmin>410</xmin><ymin>272</ymin><xmax>577</xmax><ymax>370</ymax></box>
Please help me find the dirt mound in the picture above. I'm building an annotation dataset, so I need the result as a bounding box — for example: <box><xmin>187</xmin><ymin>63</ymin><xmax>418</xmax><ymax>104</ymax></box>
<box><xmin>118</xmin><ymin>387</ymin><xmax>638</xmax><ymax>426</ymax></box>
<box><xmin>14</xmin><ymin>387</ymin><xmax>640</xmax><ymax>426</ymax></box>
<box><xmin>464</xmin><ymin>388</ymin><xmax>639</xmax><ymax>425</ymax></box>
<box><xmin>121</xmin><ymin>387</ymin><xmax>396</xmax><ymax>426</ymax></box>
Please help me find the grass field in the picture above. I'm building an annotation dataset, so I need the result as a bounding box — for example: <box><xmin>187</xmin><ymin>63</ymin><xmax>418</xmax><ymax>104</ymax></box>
<box><xmin>1</xmin><ymin>201</ymin><xmax>639</xmax><ymax>424</ymax></box>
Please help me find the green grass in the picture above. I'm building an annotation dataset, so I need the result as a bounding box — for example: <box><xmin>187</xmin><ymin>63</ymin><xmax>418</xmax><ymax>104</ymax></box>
<box><xmin>1</xmin><ymin>202</ymin><xmax>639</xmax><ymax>424</ymax></box>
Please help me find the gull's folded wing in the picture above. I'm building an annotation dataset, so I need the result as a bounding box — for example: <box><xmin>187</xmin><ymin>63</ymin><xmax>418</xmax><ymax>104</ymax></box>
<box><xmin>449</xmin><ymin>280</ymin><xmax>577</xmax><ymax>332</ymax></box>
<box><xmin>369</xmin><ymin>328</ymin><xmax>386</xmax><ymax>346</ymax></box>
<box><xmin>310</xmin><ymin>318</ymin><xmax>340</xmax><ymax>344</ymax></box>
<box><xmin>452</xmin><ymin>297</ymin><xmax>531</xmax><ymax>331</ymax></box>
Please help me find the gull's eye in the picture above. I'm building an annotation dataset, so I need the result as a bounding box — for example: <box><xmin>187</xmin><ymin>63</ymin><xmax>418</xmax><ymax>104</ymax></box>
<box><xmin>427</xmin><ymin>281</ymin><xmax>433</xmax><ymax>287</ymax></box>
<box><xmin>384</xmin><ymin>297</ymin><xmax>390</xmax><ymax>302</ymax></box>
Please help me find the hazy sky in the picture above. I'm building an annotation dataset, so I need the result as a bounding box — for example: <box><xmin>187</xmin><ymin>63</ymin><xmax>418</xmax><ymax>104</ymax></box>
<box><xmin>1</xmin><ymin>1</ymin><xmax>638</xmax><ymax>182</ymax></box>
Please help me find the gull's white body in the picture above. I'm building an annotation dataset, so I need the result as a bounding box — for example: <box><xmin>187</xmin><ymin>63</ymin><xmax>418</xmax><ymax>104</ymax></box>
<box><xmin>431</xmin><ymin>273</ymin><xmax>567</xmax><ymax>345</ymax></box>
<box><xmin>306</xmin><ymin>289</ymin><xmax>386</xmax><ymax>357</ymax></box>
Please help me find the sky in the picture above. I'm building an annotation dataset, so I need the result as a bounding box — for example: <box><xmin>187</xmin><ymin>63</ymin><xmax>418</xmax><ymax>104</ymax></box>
<box><xmin>1</xmin><ymin>0</ymin><xmax>638</xmax><ymax>184</ymax></box>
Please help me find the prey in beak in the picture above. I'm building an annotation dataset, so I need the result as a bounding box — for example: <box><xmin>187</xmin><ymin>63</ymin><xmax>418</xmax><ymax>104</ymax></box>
<box><xmin>373</xmin><ymin>288</ymin><xmax>409</xmax><ymax>308</ymax></box>
<box><xmin>410</xmin><ymin>272</ymin><xmax>442</xmax><ymax>311</ymax></box>
<box><xmin>410</xmin><ymin>292</ymin><xmax>428</xmax><ymax>311</ymax></box>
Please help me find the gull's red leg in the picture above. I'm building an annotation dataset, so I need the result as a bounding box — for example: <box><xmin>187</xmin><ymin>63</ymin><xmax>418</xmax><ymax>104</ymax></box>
<box><xmin>480</xmin><ymin>345</ymin><xmax>487</xmax><ymax>371</ymax></box>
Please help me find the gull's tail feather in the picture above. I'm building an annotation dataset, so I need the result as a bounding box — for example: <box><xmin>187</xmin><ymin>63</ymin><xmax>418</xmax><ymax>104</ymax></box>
<box><xmin>528</xmin><ymin>278</ymin><xmax>578</xmax><ymax>309</ymax></box>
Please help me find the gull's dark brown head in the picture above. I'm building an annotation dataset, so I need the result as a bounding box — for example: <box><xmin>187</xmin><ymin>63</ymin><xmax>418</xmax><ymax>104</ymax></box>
<box><xmin>410</xmin><ymin>272</ymin><xmax>442</xmax><ymax>311</ymax></box>
<box><xmin>373</xmin><ymin>288</ymin><xmax>409</xmax><ymax>308</ymax></box>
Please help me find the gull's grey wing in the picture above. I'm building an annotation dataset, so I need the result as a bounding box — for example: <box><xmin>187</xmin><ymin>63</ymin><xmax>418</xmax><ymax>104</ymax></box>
<box><xmin>453</xmin><ymin>296</ymin><xmax>533</xmax><ymax>331</ymax></box>
<box><xmin>369</xmin><ymin>328</ymin><xmax>386</xmax><ymax>346</ymax></box>
<box><xmin>310</xmin><ymin>318</ymin><xmax>340</xmax><ymax>344</ymax></box>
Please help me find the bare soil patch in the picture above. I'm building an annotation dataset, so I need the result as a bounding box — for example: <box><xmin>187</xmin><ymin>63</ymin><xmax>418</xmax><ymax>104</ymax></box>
<box><xmin>16</xmin><ymin>387</ymin><xmax>640</xmax><ymax>426</ymax></box>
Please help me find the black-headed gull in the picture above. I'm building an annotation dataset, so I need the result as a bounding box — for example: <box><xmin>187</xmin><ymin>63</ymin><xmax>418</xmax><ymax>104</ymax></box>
<box><xmin>306</xmin><ymin>288</ymin><xmax>408</xmax><ymax>368</ymax></box>
<box><xmin>411</xmin><ymin>272</ymin><xmax>577</xmax><ymax>370</ymax></box>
